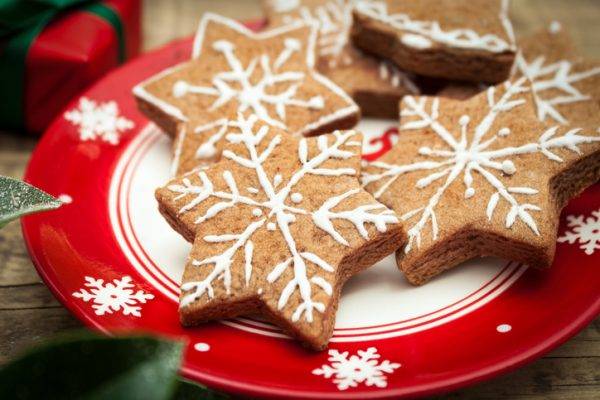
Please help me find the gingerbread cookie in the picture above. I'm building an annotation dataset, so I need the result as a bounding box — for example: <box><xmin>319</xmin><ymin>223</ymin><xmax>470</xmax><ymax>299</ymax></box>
<box><xmin>156</xmin><ymin>113</ymin><xmax>404</xmax><ymax>349</ymax></box>
<box><xmin>351</xmin><ymin>0</ymin><xmax>517</xmax><ymax>83</ymax></box>
<box><xmin>515</xmin><ymin>21</ymin><xmax>600</xmax><ymax>125</ymax></box>
<box><xmin>263</xmin><ymin>0</ymin><xmax>420</xmax><ymax>118</ymax></box>
<box><xmin>134</xmin><ymin>13</ymin><xmax>359</xmax><ymax>175</ymax></box>
<box><xmin>362</xmin><ymin>77</ymin><xmax>600</xmax><ymax>285</ymax></box>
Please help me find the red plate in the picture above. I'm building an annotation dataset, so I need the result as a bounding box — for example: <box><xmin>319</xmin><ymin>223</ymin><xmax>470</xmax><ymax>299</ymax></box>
<box><xmin>22</xmin><ymin>26</ymin><xmax>600</xmax><ymax>399</ymax></box>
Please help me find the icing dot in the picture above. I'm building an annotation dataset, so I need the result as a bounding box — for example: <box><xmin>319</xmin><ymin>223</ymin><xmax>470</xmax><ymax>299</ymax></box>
<box><xmin>284</xmin><ymin>38</ymin><xmax>301</xmax><ymax>50</ymax></box>
<box><xmin>419</xmin><ymin>146</ymin><xmax>431</xmax><ymax>155</ymax></box>
<box><xmin>308</xmin><ymin>96</ymin><xmax>324</xmax><ymax>109</ymax></box>
<box><xmin>459</xmin><ymin>115</ymin><xmax>470</xmax><ymax>126</ymax></box>
<box><xmin>252</xmin><ymin>208</ymin><xmax>263</xmax><ymax>217</ymax></box>
<box><xmin>496</xmin><ymin>324</ymin><xmax>512</xmax><ymax>333</ymax></box>
<box><xmin>501</xmin><ymin>160</ymin><xmax>516</xmax><ymax>175</ymax></box>
<box><xmin>194</xmin><ymin>342</ymin><xmax>210</xmax><ymax>352</ymax></box>
<box><xmin>257</xmin><ymin>288</ymin><xmax>263</xmax><ymax>295</ymax></box>
<box><xmin>465</xmin><ymin>188</ymin><xmax>475</xmax><ymax>198</ymax></box>
<box><xmin>401</xmin><ymin>33</ymin><xmax>432</xmax><ymax>49</ymax></box>
<box><xmin>273</xmin><ymin>174</ymin><xmax>282</xmax><ymax>187</ymax></box>
<box><xmin>549</xmin><ymin>21</ymin><xmax>562</xmax><ymax>34</ymax></box>
<box><xmin>172</xmin><ymin>81</ymin><xmax>188</xmax><ymax>97</ymax></box>
<box><xmin>58</xmin><ymin>194</ymin><xmax>72</xmax><ymax>204</ymax></box>
<box><xmin>291</xmin><ymin>193</ymin><xmax>303</xmax><ymax>203</ymax></box>
<box><xmin>267</xmin><ymin>222</ymin><xmax>276</xmax><ymax>231</ymax></box>
<box><xmin>498</xmin><ymin>127</ymin><xmax>510</xmax><ymax>137</ymax></box>
<box><xmin>247</xmin><ymin>187</ymin><xmax>259</xmax><ymax>194</ymax></box>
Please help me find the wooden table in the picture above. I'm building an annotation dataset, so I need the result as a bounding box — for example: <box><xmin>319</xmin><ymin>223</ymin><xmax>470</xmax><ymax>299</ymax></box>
<box><xmin>1</xmin><ymin>1</ymin><xmax>598</xmax><ymax>398</ymax></box>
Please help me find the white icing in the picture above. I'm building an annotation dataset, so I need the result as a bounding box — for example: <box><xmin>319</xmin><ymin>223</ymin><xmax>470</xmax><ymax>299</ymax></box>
<box><xmin>291</xmin><ymin>192</ymin><xmax>303</xmax><ymax>203</ymax></box>
<box><xmin>516</xmin><ymin>53</ymin><xmax>600</xmax><ymax>124</ymax></box>
<box><xmin>498</xmin><ymin>127</ymin><xmax>510</xmax><ymax>137</ymax></box>
<box><xmin>194</xmin><ymin>118</ymin><xmax>230</xmax><ymax>160</ymax></box>
<box><xmin>273</xmin><ymin>174</ymin><xmax>283</xmax><ymax>188</ymax></box>
<box><xmin>277</xmin><ymin>1</ymin><xmax>419</xmax><ymax>92</ymax></box>
<box><xmin>139</xmin><ymin>13</ymin><xmax>358</xmax><ymax>165</ymax></box>
<box><xmin>171</xmin><ymin>114</ymin><xmax>398</xmax><ymax>323</ymax></box>
<box><xmin>401</xmin><ymin>33</ymin><xmax>432</xmax><ymax>50</ymax></box>
<box><xmin>252</xmin><ymin>208</ymin><xmax>263</xmax><ymax>217</ymax></box>
<box><xmin>362</xmin><ymin>77</ymin><xmax>600</xmax><ymax>252</ymax></box>
<box><xmin>356</xmin><ymin>1</ymin><xmax>516</xmax><ymax>53</ymax></box>
<box><xmin>173</xmin><ymin>38</ymin><xmax>326</xmax><ymax>130</ymax></box>
<box><xmin>247</xmin><ymin>187</ymin><xmax>259</xmax><ymax>194</ymax></box>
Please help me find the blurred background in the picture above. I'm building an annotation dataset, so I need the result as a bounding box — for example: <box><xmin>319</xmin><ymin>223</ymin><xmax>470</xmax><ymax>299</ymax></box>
<box><xmin>1</xmin><ymin>1</ymin><xmax>599</xmax><ymax>399</ymax></box>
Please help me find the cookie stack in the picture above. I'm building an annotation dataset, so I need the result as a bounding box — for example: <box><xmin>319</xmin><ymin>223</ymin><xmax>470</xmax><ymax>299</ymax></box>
<box><xmin>132</xmin><ymin>1</ymin><xmax>600</xmax><ymax>350</ymax></box>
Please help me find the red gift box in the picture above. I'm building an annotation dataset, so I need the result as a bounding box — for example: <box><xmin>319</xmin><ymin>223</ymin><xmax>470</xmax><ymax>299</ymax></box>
<box><xmin>3</xmin><ymin>0</ymin><xmax>140</xmax><ymax>133</ymax></box>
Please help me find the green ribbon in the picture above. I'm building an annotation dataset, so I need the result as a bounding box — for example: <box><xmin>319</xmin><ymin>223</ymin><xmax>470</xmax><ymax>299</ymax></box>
<box><xmin>0</xmin><ymin>0</ymin><xmax>125</xmax><ymax>131</ymax></box>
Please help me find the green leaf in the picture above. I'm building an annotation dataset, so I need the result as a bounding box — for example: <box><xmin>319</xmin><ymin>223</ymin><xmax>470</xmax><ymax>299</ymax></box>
<box><xmin>0</xmin><ymin>331</ymin><xmax>184</xmax><ymax>400</ymax></box>
<box><xmin>174</xmin><ymin>379</ymin><xmax>229</xmax><ymax>400</ymax></box>
<box><xmin>0</xmin><ymin>175</ymin><xmax>62</xmax><ymax>228</ymax></box>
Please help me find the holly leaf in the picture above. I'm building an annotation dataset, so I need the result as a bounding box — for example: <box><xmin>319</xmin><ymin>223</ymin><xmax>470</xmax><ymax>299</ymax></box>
<box><xmin>0</xmin><ymin>175</ymin><xmax>62</xmax><ymax>228</ymax></box>
<box><xmin>173</xmin><ymin>379</ymin><xmax>229</xmax><ymax>399</ymax></box>
<box><xmin>0</xmin><ymin>332</ymin><xmax>184</xmax><ymax>400</ymax></box>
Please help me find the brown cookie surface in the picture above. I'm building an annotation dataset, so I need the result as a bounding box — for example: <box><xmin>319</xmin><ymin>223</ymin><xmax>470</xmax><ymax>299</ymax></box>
<box><xmin>351</xmin><ymin>0</ymin><xmax>516</xmax><ymax>83</ymax></box>
<box><xmin>156</xmin><ymin>114</ymin><xmax>404</xmax><ymax>349</ymax></box>
<box><xmin>362</xmin><ymin>77</ymin><xmax>600</xmax><ymax>285</ymax></box>
<box><xmin>134</xmin><ymin>13</ymin><xmax>360</xmax><ymax>175</ymax></box>
<box><xmin>263</xmin><ymin>0</ymin><xmax>420</xmax><ymax>118</ymax></box>
<box><xmin>515</xmin><ymin>22</ymin><xmax>600</xmax><ymax>125</ymax></box>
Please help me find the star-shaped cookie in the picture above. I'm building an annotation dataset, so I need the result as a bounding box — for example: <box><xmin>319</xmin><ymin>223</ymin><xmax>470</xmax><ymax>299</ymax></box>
<box><xmin>134</xmin><ymin>13</ymin><xmax>359</xmax><ymax>175</ymax></box>
<box><xmin>362</xmin><ymin>77</ymin><xmax>600</xmax><ymax>285</ymax></box>
<box><xmin>156</xmin><ymin>113</ymin><xmax>403</xmax><ymax>349</ymax></box>
<box><xmin>351</xmin><ymin>0</ymin><xmax>517</xmax><ymax>83</ymax></box>
<box><xmin>263</xmin><ymin>0</ymin><xmax>420</xmax><ymax>118</ymax></box>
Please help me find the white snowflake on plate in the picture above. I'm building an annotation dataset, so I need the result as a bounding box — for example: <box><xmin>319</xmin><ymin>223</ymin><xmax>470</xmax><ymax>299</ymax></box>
<box><xmin>64</xmin><ymin>97</ymin><xmax>134</xmax><ymax>145</ymax></box>
<box><xmin>172</xmin><ymin>37</ymin><xmax>324</xmax><ymax>131</ymax></box>
<box><xmin>72</xmin><ymin>276</ymin><xmax>154</xmax><ymax>317</ymax></box>
<box><xmin>361</xmin><ymin>77</ymin><xmax>600</xmax><ymax>252</ymax></box>
<box><xmin>516</xmin><ymin>54</ymin><xmax>600</xmax><ymax>124</ymax></box>
<box><xmin>558</xmin><ymin>208</ymin><xmax>600</xmax><ymax>255</ymax></box>
<box><xmin>168</xmin><ymin>113</ymin><xmax>398</xmax><ymax>324</ymax></box>
<box><xmin>312</xmin><ymin>347</ymin><xmax>400</xmax><ymax>390</ymax></box>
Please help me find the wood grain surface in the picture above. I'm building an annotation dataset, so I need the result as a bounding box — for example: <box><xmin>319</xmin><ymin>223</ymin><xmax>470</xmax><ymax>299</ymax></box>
<box><xmin>1</xmin><ymin>1</ymin><xmax>599</xmax><ymax>398</ymax></box>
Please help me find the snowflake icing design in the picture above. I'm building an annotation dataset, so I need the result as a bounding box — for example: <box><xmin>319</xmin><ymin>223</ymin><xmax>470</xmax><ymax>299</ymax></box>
<box><xmin>312</xmin><ymin>347</ymin><xmax>400</xmax><ymax>390</ymax></box>
<box><xmin>64</xmin><ymin>97</ymin><xmax>134</xmax><ymax>145</ymax></box>
<box><xmin>361</xmin><ymin>77</ymin><xmax>600</xmax><ymax>253</ymax></box>
<box><xmin>516</xmin><ymin>53</ymin><xmax>600</xmax><ymax>124</ymax></box>
<box><xmin>172</xmin><ymin>37</ymin><xmax>324</xmax><ymax>131</ymax></box>
<box><xmin>72</xmin><ymin>276</ymin><xmax>154</xmax><ymax>317</ymax></box>
<box><xmin>168</xmin><ymin>113</ymin><xmax>398</xmax><ymax>323</ymax></box>
<box><xmin>558</xmin><ymin>209</ymin><xmax>600</xmax><ymax>255</ymax></box>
